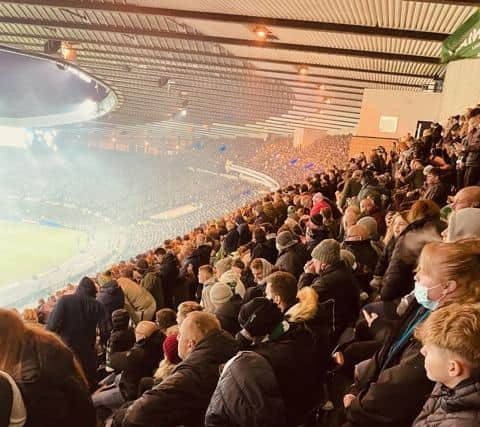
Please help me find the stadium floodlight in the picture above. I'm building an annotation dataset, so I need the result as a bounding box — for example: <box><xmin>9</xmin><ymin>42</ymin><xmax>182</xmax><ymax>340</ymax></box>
<box><xmin>180</xmin><ymin>109</ymin><xmax>187</xmax><ymax>117</ymax></box>
<box><xmin>78</xmin><ymin>99</ymin><xmax>97</xmax><ymax>116</ymax></box>
<box><xmin>0</xmin><ymin>126</ymin><xmax>28</xmax><ymax>149</ymax></box>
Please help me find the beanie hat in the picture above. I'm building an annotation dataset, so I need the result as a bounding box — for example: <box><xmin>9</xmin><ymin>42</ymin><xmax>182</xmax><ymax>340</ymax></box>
<box><xmin>357</xmin><ymin>216</ymin><xmax>378</xmax><ymax>238</ymax></box>
<box><xmin>276</xmin><ymin>231</ymin><xmax>297</xmax><ymax>251</ymax></box>
<box><xmin>238</xmin><ymin>297</ymin><xmax>283</xmax><ymax>337</ymax></box>
<box><xmin>210</xmin><ymin>282</ymin><xmax>233</xmax><ymax>306</ymax></box>
<box><xmin>447</xmin><ymin>208</ymin><xmax>480</xmax><ymax>241</ymax></box>
<box><xmin>135</xmin><ymin>321</ymin><xmax>159</xmax><ymax>341</ymax></box>
<box><xmin>287</xmin><ymin>205</ymin><xmax>295</xmax><ymax>214</ymax></box>
<box><xmin>112</xmin><ymin>308</ymin><xmax>130</xmax><ymax>330</ymax></box>
<box><xmin>311</xmin><ymin>239</ymin><xmax>340</xmax><ymax>265</ymax></box>
<box><xmin>162</xmin><ymin>332</ymin><xmax>181</xmax><ymax>364</ymax></box>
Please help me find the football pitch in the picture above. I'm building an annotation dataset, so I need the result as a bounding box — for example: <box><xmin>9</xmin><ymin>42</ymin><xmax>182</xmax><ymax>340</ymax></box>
<box><xmin>0</xmin><ymin>220</ymin><xmax>88</xmax><ymax>287</ymax></box>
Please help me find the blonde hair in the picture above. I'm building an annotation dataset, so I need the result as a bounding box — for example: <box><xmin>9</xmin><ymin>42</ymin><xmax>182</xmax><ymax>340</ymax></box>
<box><xmin>384</xmin><ymin>211</ymin><xmax>409</xmax><ymax>245</ymax></box>
<box><xmin>415</xmin><ymin>303</ymin><xmax>480</xmax><ymax>368</ymax></box>
<box><xmin>286</xmin><ymin>287</ymin><xmax>318</xmax><ymax>323</ymax></box>
<box><xmin>417</xmin><ymin>239</ymin><xmax>480</xmax><ymax>305</ymax></box>
<box><xmin>22</xmin><ymin>308</ymin><xmax>38</xmax><ymax>324</ymax></box>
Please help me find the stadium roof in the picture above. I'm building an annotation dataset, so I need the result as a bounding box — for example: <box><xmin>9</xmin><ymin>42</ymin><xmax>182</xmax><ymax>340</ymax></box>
<box><xmin>0</xmin><ymin>0</ymin><xmax>477</xmax><ymax>140</ymax></box>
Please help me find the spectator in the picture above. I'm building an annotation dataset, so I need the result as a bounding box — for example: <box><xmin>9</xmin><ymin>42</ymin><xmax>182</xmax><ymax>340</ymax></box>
<box><xmin>250</xmin><ymin>227</ymin><xmax>277</xmax><ymax>264</ymax></box>
<box><xmin>0</xmin><ymin>368</ymin><xmax>26</xmax><ymax>427</ymax></box>
<box><xmin>413</xmin><ymin>303</ymin><xmax>480</xmax><ymax>426</ymax></box>
<box><xmin>275</xmin><ymin>231</ymin><xmax>308</xmax><ymax>279</ymax></box>
<box><xmin>155</xmin><ymin>308</ymin><xmax>177</xmax><ymax>334</ymax></box>
<box><xmin>463</xmin><ymin>107</ymin><xmax>480</xmax><ymax>186</ymax></box>
<box><xmin>105</xmin><ymin>309</ymin><xmax>135</xmax><ymax>373</ymax></box>
<box><xmin>117</xmin><ymin>269</ymin><xmax>156</xmax><ymax>323</ymax></box>
<box><xmin>299</xmin><ymin>239</ymin><xmax>360</xmax><ymax>345</ymax></box>
<box><xmin>176</xmin><ymin>301</ymin><xmax>203</xmax><ymax>326</ymax></box>
<box><xmin>113</xmin><ymin>312</ymin><xmax>239</xmax><ymax>427</ymax></box>
<box><xmin>46</xmin><ymin>277</ymin><xmax>104</xmax><ymax>387</ymax></box>
<box><xmin>21</xmin><ymin>308</ymin><xmax>38</xmax><ymax>325</ymax></box>
<box><xmin>97</xmin><ymin>273</ymin><xmax>125</xmax><ymax>345</ymax></box>
<box><xmin>214</xmin><ymin>257</ymin><xmax>246</xmax><ymax>297</ymax></box>
<box><xmin>244</xmin><ymin>258</ymin><xmax>274</xmax><ymax>302</ymax></box>
<box><xmin>199</xmin><ymin>265</ymin><xmax>217</xmax><ymax>313</ymax></box>
<box><xmin>223</xmin><ymin>221</ymin><xmax>240</xmax><ymax>254</ymax></box>
<box><xmin>0</xmin><ymin>309</ymin><xmax>95</xmax><ymax>427</ymax></box>
<box><xmin>451</xmin><ymin>185</ymin><xmax>480</xmax><ymax>211</ymax></box>
<box><xmin>210</xmin><ymin>282</ymin><xmax>242</xmax><ymax>336</ymax></box>
<box><xmin>265</xmin><ymin>271</ymin><xmax>298</xmax><ymax>314</ymax></box>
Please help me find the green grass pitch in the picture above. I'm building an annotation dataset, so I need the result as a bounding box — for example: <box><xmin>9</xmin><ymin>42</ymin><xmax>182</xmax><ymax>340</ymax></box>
<box><xmin>0</xmin><ymin>220</ymin><xmax>88</xmax><ymax>286</ymax></box>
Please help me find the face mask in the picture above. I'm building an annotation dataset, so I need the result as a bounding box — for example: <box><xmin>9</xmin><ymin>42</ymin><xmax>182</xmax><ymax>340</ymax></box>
<box><xmin>414</xmin><ymin>281</ymin><xmax>442</xmax><ymax>310</ymax></box>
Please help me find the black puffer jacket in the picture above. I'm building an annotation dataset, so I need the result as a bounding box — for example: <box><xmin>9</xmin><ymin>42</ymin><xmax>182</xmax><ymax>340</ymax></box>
<box><xmin>159</xmin><ymin>252</ymin><xmax>180</xmax><ymax>308</ymax></box>
<box><xmin>97</xmin><ymin>280</ymin><xmax>125</xmax><ymax>344</ymax></box>
<box><xmin>111</xmin><ymin>330</ymin><xmax>165</xmax><ymax>401</ymax></box>
<box><xmin>413</xmin><ymin>377</ymin><xmax>480</xmax><ymax>427</ymax></box>
<box><xmin>118</xmin><ymin>330</ymin><xmax>239</xmax><ymax>427</ymax></box>
<box><xmin>374</xmin><ymin>237</ymin><xmax>397</xmax><ymax>277</ymax></box>
<box><xmin>17</xmin><ymin>333</ymin><xmax>96</xmax><ymax>427</ymax></box>
<box><xmin>251</xmin><ymin>323</ymin><xmax>318</xmax><ymax>426</ymax></box>
<box><xmin>381</xmin><ymin>217</ymin><xmax>445</xmax><ymax>302</ymax></box>
<box><xmin>299</xmin><ymin>261</ymin><xmax>360</xmax><ymax>344</ymax></box>
<box><xmin>251</xmin><ymin>242</ymin><xmax>277</xmax><ymax>264</ymax></box>
<box><xmin>205</xmin><ymin>351</ymin><xmax>287</xmax><ymax>427</ymax></box>
<box><xmin>275</xmin><ymin>243</ymin><xmax>308</xmax><ymax>280</ymax></box>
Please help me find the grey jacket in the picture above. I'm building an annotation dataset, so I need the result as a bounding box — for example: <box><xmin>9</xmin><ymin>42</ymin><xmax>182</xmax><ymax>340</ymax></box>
<box><xmin>413</xmin><ymin>378</ymin><xmax>480</xmax><ymax>427</ymax></box>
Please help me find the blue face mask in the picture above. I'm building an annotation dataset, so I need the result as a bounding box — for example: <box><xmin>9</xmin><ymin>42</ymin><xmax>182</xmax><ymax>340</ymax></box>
<box><xmin>414</xmin><ymin>281</ymin><xmax>441</xmax><ymax>310</ymax></box>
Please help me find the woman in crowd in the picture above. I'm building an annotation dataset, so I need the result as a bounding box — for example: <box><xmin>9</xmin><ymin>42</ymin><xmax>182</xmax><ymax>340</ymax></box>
<box><xmin>0</xmin><ymin>309</ymin><xmax>95</xmax><ymax>427</ymax></box>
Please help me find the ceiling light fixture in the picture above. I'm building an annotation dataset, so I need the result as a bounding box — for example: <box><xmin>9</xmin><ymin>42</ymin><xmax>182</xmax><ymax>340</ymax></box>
<box><xmin>253</xmin><ymin>26</ymin><xmax>268</xmax><ymax>40</ymax></box>
<box><xmin>298</xmin><ymin>65</ymin><xmax>308</xmax><ymax>75</ymax></box>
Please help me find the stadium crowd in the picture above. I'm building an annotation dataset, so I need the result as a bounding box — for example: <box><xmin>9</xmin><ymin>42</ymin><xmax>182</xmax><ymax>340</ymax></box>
<box><xmin>2</xmin><ymin>106</ymin><xmax>480</xmax><ymax>427</ymax></box>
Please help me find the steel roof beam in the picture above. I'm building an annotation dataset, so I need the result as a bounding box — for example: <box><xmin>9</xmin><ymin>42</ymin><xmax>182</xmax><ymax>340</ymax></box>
<box><xmin>0</xmin><ymin>16</ymin><xmax>441</xmax><ymax>64</ymax></box>
<box><xmin>0</xmin><ymin>1</ymin><xmax>448</xmax><ymax>42</ymax></box>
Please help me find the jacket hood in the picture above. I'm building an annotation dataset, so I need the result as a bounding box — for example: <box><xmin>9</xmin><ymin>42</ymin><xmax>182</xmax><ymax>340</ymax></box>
<box><xmin>101</xmin><ymin>280</ymin><xmax>121</xmax><ymax>295</ymax></box>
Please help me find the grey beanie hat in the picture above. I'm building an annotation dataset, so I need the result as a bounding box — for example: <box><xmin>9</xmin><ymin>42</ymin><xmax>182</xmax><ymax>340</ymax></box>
<box><xmin>210</xmin><ymin>282</ymin><xmax>233</xmax><ymax>306</ymax></box>
<box><xmin>447</xmin><ymin>208</ymin><xmax>480</xmax><ymax>241</ymax></box>
<box><xmin>276</xmin><ymin>231</ymin><xmax>297</xmax><ymax>251</ymax></box>
<box><xmin>311</xmin><ymin>239</ymin><xmax>341</xmax><ymax>265</ymax></box>
<box><xmin>357</xmin><ymin>216</ymin><xmax>378</xmax><ymax>238</ymax></box>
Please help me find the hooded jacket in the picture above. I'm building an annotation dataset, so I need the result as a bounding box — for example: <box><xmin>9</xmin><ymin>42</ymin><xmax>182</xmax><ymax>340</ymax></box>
<box><xmin>117</xmin><ymin>277</ymin><xmax>156</xmax><ymax>322</ymax></box>
<box><xmin>46</xmin><ymin>278</ymin><xmax>104</xmax><ymax>382</ymax></box>
<box><xmin>413</xmin><ymin>377</ymin><xmax>480</xmax><ymax>427</ymax></box>
<box><xmin>219</xmin><ymin>270</ymin><xmax>246</xmax><ymax>298</ymax></box>
<box><xmin>118</xmin><ymin>330</ymin><xmax>239</xmax><ymax>427</ymax></box>
<box><xmin>205</xmin><ymin>351</ymin><xmax>287</xmax><ymax>427</ymax></box>
<box><xmin>275</xmin><ymin>243</ymin><xmax>308</xmax><ymax>280</ymax></box>
<box><xmin>97</xmin><ymin>280</ymin><xmax>125</xmax><ymax>344</ymax></box>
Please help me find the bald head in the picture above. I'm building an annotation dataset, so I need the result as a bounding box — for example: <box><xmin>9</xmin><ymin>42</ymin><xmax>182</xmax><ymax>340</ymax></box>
<box><xmin>177</xmin><ymin>312</ymin><xmax>221</xmax><ymax>360</ymax></box>
<box><xmin>452</xmin><ymin>186</ymin><xmax>480</xmax><ymax>211</ymax></box>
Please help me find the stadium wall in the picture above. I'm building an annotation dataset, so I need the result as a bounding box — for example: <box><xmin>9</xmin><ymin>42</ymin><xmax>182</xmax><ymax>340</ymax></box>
<box><xmin>349</xmin><ymin>136</ymin><xmax>397</xmax><ymax>159</ymax></box>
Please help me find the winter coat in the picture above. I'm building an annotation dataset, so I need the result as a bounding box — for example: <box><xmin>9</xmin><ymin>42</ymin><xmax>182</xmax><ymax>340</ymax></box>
<box><xmin>275</xmin><ymin>243</ymin><xmax>308</xmax><ymax>280</ymax></box>
<box><xmin>46</xmin><ymin>283</ymin><xmax>104</xmax><ymax>382</ymax></box>
<box><xmin>158</xmin><ymin>253</ymin><xmax>180</xmax><ymax>308</ymax></box>
<box><xmin>381</xmin><ymin>217</ymin><xmax>444</xmax><ymax>302</ymax></box>
<box><xmin>201</xmin><ymin>277</ymin><xmax>218</xmax><ymax>313</ymax></box>
<box><xmin>223</xmin><ymin>229</ymin><xmax>240</xmax><ymax>254</ymax></box>
<box><xmin>205</xmin><ymin>351</ymin><xmax>287</xmax><ymax>427</ymax></box>
<box><xmin>339</xmin><ymin>178</ymin><xmax>362</xmax><ymax>209</ymax></box>
<box><xmin>251</xmin><ymin>242</ymin><xmax>277</xmax><ymax>264</ymax></box>
<box><xmin>192</xmin><ymin>244</ymin><xmax>212</xmax><ymax>270</ymax></box>
<box><xmin>110</xmin><ymin>330</ymin><xmax>165</xmax><ymax>401</ymax></box>
<box><xmin>345</xmin><ymin>301</ymin><xmax>434</xmax><ymax>427</ymax></box>
<box><xmin>413</xmin><ymin>377</ymin><xmax>480</xmax><ymax>427</ymax></box>
<box><xmin>465</xmin><ymin>128</ymin><xmax>480</xmax><ymax>168</ymax></box>
<box><xmin>299</xmin><ymin>261</ymin><xmax>360</xmax><ymax>344</ymax></box>
<box><xmin>105</xmin><ymin>326</ymin><xmax>135</xmax><ymax>371</ymax></box>
<box><xmin>97</xmin><ymin>280</ymin><xmax>125</xmax><ymax>344</ymax></box>
<box><xmin>214</xmin><ymin>294</ymin><xmax>243</xmax><ymax>336</ymax></box>
<box><xmin>17</xmin><ymin>333</ymin><xmax>96</xmax><ymax>427</ymax></box>
<box><xmin>117</xmin><ymin>277</ymin><xmax>156</xmax><ymax>322</ymax></box>
<box><xmin>250</xmin><ymin>322</ymin><xmax>318</xmax><ymax>426</ymax></box>
<box><xmin>422</xmin><ymin>182</ymin><xmax>449</xmax><ymax>207</ymax></box>
<box><xmin>0</xmin><ymin>370</ymin><xmax>26</xmax><ymax>427</ymax></box>
<box><xmin>237</xmin><ymin>223</ymin><xmax>252</xmax><ymax>246</ymax></box>
<box><xmin>140</xmin><ymin>271</ymin><xmax>165</xmax><ymax>311</ymax></box>
<box><xmin>118</xmin><ymin>330</ymin><xmax>239</xmax><ymax>427</ymax></box>
<box><xmin>374</xmin><ymin>237</ymin><xmax>396</xmax><ymax>277</ymax></box>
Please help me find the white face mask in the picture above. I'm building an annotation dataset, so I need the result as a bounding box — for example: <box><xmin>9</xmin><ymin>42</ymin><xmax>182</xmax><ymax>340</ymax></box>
<box><xmin>414</xmin><ymin>281</ymin><xmax>443</xmax><ymax>310</ymax></box>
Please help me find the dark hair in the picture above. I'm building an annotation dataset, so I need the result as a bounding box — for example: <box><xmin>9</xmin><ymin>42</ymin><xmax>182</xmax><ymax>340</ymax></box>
<box><xmin>154</xmin><ymin>247</ymin><xmax>166</xmax><ymax>256</ymax></box>
<box><xmin>469</xmin><ymin>107</ymin><xmax>480</xmax><ymax>119</ymax></box>
<box><xmin>254</xmin><ymin>228</ymin><xmax>266</xmax><ymax>243</ymax></box>
<box><xmin>155</xmin><ymin>308</ymin><xmax>177</xmax><ymax>331</ymax></box>
<box><xmin>232</xmin><ymin>259</ymin><xmax>245</xmax><ymax>270</ymax></box>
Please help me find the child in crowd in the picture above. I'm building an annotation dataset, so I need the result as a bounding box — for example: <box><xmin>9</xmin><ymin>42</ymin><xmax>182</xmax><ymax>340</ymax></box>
<box><xmin>413</xmin><ymin>303</ymin><xmax>480</xmax><ymax>426</ymax></box>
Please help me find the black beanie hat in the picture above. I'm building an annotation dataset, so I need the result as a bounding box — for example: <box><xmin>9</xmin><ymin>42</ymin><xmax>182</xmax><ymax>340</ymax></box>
<box><xmin>238</xmin><ymin>297</ymin><xmax>283</xmax><ymax>337</ymax></box>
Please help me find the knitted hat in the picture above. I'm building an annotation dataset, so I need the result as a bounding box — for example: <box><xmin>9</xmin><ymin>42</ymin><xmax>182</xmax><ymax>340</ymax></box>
<box><xmin>276</xmin><ymin>231</ymin><xmax>297</xmax><ymax>251</ymax></box>
<box><xmin>112</xmin><ymin>308</ymin><xmax>130</xmax><ymax>330</ymax></box>
<box><xmin>210</xmin><ymin>282</ymin><xmax>233</xmax><ymax>306</ymax></box>
<box><xmin>311</xmin><ymin>239</ymin><xmax>340</xmax><ymax>265</ymax></box>
<box><xmin>135</xmin><ymin>321</ymin><xmax>159</xmax><ymax>341</ymax></box>
<box><xmin>163</xmin><ymin>332</ymin><xmax>181</xmax><ymax>364</ymax></box>
<box><xmin>238</xmin><ymin>297</ymin><xmax>283</xmax><ymax>337</ymax></box>
<box><xmin>447</xmin><ymin>208</ymin><xmax>480</xmax><ymax>241</ymax></box>
<box><xmin>287</xmin><ymin>205</ymin><xmax>296</xmax><ymax>215</ymax></box>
